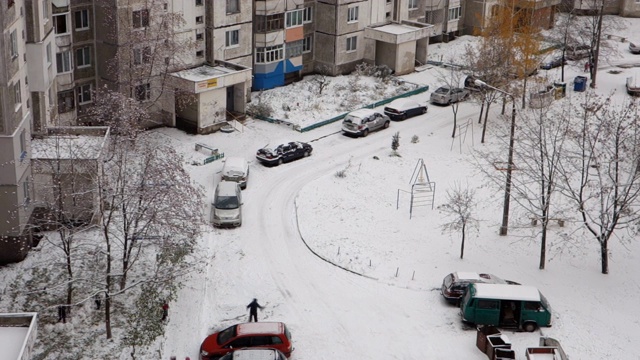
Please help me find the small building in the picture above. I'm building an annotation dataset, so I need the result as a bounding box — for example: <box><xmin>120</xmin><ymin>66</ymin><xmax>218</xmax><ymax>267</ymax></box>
<box><xmin>170</xmin><ymin>62</ymin><xmax>252</xmax><ymax>134</ymax></box>
<box><xmin>0</xmin><ymin>312</ymin><xmax>38</xmax><ymax>360</ymax></box>
<box><xmin>30</xmin><ymin>127</ymin><xmax>109</xmax><ymax>229</ymax></box>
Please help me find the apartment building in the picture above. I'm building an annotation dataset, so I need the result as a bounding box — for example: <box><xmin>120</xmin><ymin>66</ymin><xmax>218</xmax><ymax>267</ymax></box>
<box><xmin>250</xmin><ymin>0</ymin><xmax>432</xmax><ymax>90</ymax></box>
<box><xmin>0</xmin><ymin>0</ymin><xmax>36</xmax><ymax>264</ymax></box>
<box><xmin>568</xmin><ymin>0</ymin><xmax>640</xmax><ymax>17</ymax></box>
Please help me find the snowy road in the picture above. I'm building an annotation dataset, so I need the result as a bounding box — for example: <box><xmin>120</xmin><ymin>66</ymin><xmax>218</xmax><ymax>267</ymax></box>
<box><xmin>159</xmin><ymin>101</ymin><xmax>492</xmax><ymax>359</ymax></box>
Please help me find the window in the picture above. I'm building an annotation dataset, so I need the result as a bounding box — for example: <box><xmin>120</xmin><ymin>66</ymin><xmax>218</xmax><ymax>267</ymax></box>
<box><xmin>286</xmin><ymin>9</ymin><xmax>303</xmax><ymax>28</ymax></box>
<box><xmin>347</xmin><ymin>6</ymin><xmax>359</xmax><ymax>22</ymax></box>
<box><xmin>524</xmin><ymin>302</ymin><xmax>542</xmax><ymax>311</ymax></box>
<box><xmin>196</xmin><ymin>50</ymin><xmax>204</xmax><ymax>57</ymax></box>
<box><xmin>196</xmin><ymin>0</ymin><xmax>203</xmax><ymax>5</ymax></box>
<box><xmin>303</xmin><ymin>7</ymin><xmax>312</xmax><ymax>23</ymax></box>
<box><xmin>255</xmin><ymin>45</ymin><xmax>283</xmax><ymax>63</ymax></box>
<box><xmin>303</xmin><ymin>35</ymin><xmax>313</xmax><ymax>53</ymax></box>
<box><xmin>56</xmin><ymin>51</ymin><xmax>72</xmax><ymax>73</ymax></box>
<box><xmin>76</xmin><ymin>46</ymin><xmax>91</xmax><ymax>67</ymax></box>
<box><xmin>226</xmin><ymin>0</ymin><xmax>239</xmax><ymax>14</ymax></box>
<box><xmin>14</xmin><ymin>81</ymin><xmax>21</xmax><ymax>106</ymax></box>
<box><xmin>477</xmin><ymin>300</ymin><xmax>499</xmax><ymax>309</ymax></box>
<box><xmin>133</xmin><ymin>46</ymin><xmax>151</xmax><ymax>65</ymax></box>
<box><xmin>254</xmin><ymin>14</ymin><xmax>284</xmax><ymax>33</ymax></box>
<box><xmin>43</xmin><ymin>0</ymin><xmax>49</xmax><ymax>20</ymax></box>
<box><xmin>75</xmin><ymin>9</ymin><xmax>89</xmax><ymax>30</ymax></box>
<box><xmin>196</xmin><ymin>16</ymin><xmax>203</xmax><ymax>24</ymax></box>
<box><xmin>225</xmin><ymin>30</ymin><xmax>239</xmax><ymax>47</ymax></box>
<box><xmin>135</xmin><ymin>83</ymin><xmax>151</xmax><ymax>101</ymax></box>
<box><xmin>286</xmin><ymin>40</ymin><xmax>303</xmax><ymax>58</ymax></box>
<box><xmin>77</xmin><ymin>83</ymin><xmax>92</xmax><ymax>104</ymax></box>
<box><xmin>132</xmin><ymin>9</ymin><xmax>149</xmax><ymax>28</ymax></box>
<box><xmin>346</xmin><ymin>36</ymin><xmax>357</xmax><ymax>52</ymax></box>
<box><xmin>19</xmin><ymin>130</ymin><xmax>27</xmax><ymax>162</ymax></box>
<box><xmin>10</xmin><ymin>30</ymin><xmax>18</xmax><ymax>58</ymax></box>
<box><xmin>54</xmin><ymin>14</ymin><xmax>68</xmax><ymax>34</ymax></box>
<box><xmin>448</xmin><ymin>7</ymin><xmax>461</xmax><ymax>21</ymax></box>
<box><xmin>57</xmin><ymin>90</ymin><xmax>75</xmax><ymax>113</ymax></box>
<box><xmin>409</xmin><ymin>0</ymin><xmax>419</xmax><ymax>9</ymax></box>
<box><xmin>46</xmin><ymin>43</ymin><xmax>52</xmax><ymax>66</ymax></box>
<box><xmin>23</xmin><ymin>179</ymin><xmax>31</xmax><ymax>204</ymax></box>
<box><xmin>196</xmin><ymin>32</ymin><xmax>204</xmax><ymax>40</ymax></box>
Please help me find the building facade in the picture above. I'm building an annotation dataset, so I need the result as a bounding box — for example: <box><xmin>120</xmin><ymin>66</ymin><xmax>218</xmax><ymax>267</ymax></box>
<box><xmin>0</xmin><ymin>0</ymin><xmax>36</xmax><ymax>264</ymax></box>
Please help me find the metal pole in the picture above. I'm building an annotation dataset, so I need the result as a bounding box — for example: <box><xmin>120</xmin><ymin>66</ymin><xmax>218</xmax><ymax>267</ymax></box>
<box><xmin>500</xmin><ymin>98</ymin><xmax>516</xmax><ymax>235</ymax></box>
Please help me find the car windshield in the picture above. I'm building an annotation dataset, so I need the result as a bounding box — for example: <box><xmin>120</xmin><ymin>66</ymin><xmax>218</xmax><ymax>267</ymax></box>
<box><xmin>435</xmin><ymin>87</ymin><xmax>450</xmax><ymax>94</ymax></box>
<box><xmin>217</xmin><ymin>325</ymin><xmax>236</xmax><ymax>345</ymax></box>
<box><xmin>215</xmin><ymin>195</ymin><xmax>239</xmax><ymax>209</ymax></box>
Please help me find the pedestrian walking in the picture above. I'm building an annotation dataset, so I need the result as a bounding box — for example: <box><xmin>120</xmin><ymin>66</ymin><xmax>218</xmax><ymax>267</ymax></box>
<box><xmin>161</xmin><ymin>302</ymin><xmax>169</xmax><ymax>322</ymax></box>
<box><xmin>584</xmin><ymin>61</ymin><xmax>590</xmax><ymax>72</ymax></box>
<box><xmin>246</xmin><ymin>298</ymin><xmax>264</xmax><ymax>322</ymax></box>
<box><xmin>57</xmin><ymin>305</ymin><xmax>67</xmax><ymax>323</ymax></box>
<box><xmin>94</xmin><ymin>293</ymin><xmax>101</xmax><ymax>310</ymax></box>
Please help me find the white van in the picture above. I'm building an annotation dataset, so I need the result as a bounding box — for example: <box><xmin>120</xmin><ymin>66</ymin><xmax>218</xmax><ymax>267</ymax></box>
<box><xmin>221</xmin><ymin>157</ymin><xmax>249</xmax><ymax>189</ymax></box>
<box><xmin>211</xmin><ymin>181</ymin><xmax>242</xmax><ymax>228</ymax></box>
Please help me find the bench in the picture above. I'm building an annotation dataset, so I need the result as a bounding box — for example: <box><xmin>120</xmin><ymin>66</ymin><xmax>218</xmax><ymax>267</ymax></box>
<box><xmin>195</xmin><ymin>143</ymin><xmax>218</xmax><ymax>155</ymax></box>
<box><xmin>530</xmin><ymin>217</ymin><xmax>565</xmax><ymax>227</ymax></box>
<box><xmin>605</xmin><ymin>34</ymin><xmax>626</xmax><ymax>42</ymax></box>
<box><xmin>203</xmin><ymin>152</ymin><xmax>224</xmax><ymax>165</ymax></box>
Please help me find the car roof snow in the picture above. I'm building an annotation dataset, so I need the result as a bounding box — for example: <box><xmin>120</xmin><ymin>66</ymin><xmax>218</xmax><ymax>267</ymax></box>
<box><xmin>236</xmin><ymin>322</ymin><xmax>283</xmax><ymax>336</ymax></box>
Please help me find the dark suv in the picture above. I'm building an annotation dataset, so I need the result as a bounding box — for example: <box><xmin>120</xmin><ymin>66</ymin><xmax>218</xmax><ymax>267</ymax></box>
<box><xmin>441</xmin><ymin>272</ymin><xmax>520</xmax><ymax>305</ymax></box>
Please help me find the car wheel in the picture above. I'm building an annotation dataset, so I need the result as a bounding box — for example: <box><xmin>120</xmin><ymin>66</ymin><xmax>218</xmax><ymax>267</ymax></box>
<box><xmin>523</xmin><ymin>322</ymin><xmax>537</xmax><ymax>332</ymax></box>
<box><xmin>304</xmin><ymin>150</ymin><xmax>310</xmax><ymax>157</ymax></box>
<box><xmin>402</xmin><ymin>114</ymin><xmax>408</xmax><ymax>120</ymax></box>
<box><xmin>447</xmin><ymin>99</ymin><xmax>452</xmax><ymax>105</ymax></box>
<box><xmin>422</xmin><ymin>107</ymin><xmax>427</xmax><ymax>114</ymax></box>
<box><xmin>277</xmin><ymin>158</ymin><xmax>283</xmax><ymax>166</ymax></box>
<box><xmin>363</xmin><ymin>129</ymin><xmax>370</xmax><ymax>137</ymax></box>
<box><xmin>383</xmin><ymin>121</ymin><xmax>390</xmax><ymax>129</ymax></box>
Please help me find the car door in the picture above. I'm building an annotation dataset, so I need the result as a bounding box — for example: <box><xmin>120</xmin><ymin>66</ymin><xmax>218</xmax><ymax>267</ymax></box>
<box><xmin>372</xmin><ymin>113</ymin><xmax>383</xmax><ymax>130</ymax></box>
<box><xmin>225</xmin><ymin>336</ymin><xmax>252</xmax><ymax>353</ymax></box>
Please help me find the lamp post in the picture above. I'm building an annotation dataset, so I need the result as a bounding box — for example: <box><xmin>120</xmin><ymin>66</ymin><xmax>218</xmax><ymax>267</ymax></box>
<box><xmin>474</xmin><ymin>79</ymin><xmax>516</xmax><ymax>236</ymax></box>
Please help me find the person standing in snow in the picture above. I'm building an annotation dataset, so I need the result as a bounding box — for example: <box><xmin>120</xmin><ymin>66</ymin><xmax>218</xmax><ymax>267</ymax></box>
<box><xmin>161</xmin><ymin>302</ymin><xmax>169</xmax><ymax>321</ymax></box>
<box><xmin>58</xmin><ymin>305</ymin><xmax>67</xmax><ymax>323</ymax></box>
<box><xmin>247</xmin><ymin>298</ymin><xmax>264</xmax><ymax>322</ymax></box>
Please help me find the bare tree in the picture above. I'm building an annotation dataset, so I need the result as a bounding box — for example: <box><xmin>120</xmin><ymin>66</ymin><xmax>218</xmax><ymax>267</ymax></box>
<box><xmin>507</xmin><ymin>105</ymin><xmax>571</xmax><ymax>269</ymax></box>
<box><xmin>313</xmin><ymin>65</ymin><xmax>332</xmax><ymax>95</ymax></box>
<box><xmin>557</xmin><ymin>95</ymin><xmax>640</xmax><ymax>274</ymax></box>
<box><xmin>435</xmin><ymin>63</ymin><xmax>466</xmax><ymax>138</ymax></box>
<box><xmin>96</xmin><ymin>132</ymin><xmax>206</xmax><ymax>339</ymax></box>
<box><xmin>438</xmin><ymin>183</ymin><xmax>479</xmax><ymax>259</ymax></box>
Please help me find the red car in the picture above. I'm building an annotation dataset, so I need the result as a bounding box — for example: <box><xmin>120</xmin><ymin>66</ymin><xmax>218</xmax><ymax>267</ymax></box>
<box><xmin>200</xmin><ymin>322</ymin><xmax>293</xmax><ymax>359</ymax></box>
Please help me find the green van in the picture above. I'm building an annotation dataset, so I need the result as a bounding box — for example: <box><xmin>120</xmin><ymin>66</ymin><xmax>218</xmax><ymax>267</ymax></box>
<box><xmin>460</xmin><ymin>283</ymin><xmax>552</xmax><ymax>332</ymax></box>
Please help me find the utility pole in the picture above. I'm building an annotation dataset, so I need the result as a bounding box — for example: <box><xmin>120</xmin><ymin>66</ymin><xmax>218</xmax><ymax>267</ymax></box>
<box><xmin>590</xmin><ymin>0</ymin><xmax>604</xmax><ymax>88</ymax></box>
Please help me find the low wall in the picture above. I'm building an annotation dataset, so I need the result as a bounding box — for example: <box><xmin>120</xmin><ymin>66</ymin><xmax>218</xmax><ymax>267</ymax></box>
<box><xmin>250</xmin><ymin>85</ymin><xmax>430</xmax><ymax>133</ymax></box>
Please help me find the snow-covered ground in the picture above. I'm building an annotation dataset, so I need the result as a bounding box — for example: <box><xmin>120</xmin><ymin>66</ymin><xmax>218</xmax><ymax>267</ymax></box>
<box><xmin>2</xmin><ymin>16</ymin><xmax>640</xmax><ymax>360</ymax></box>
<box><xmin>156</xmin><ymin>17</ymin><xmax>640</xmax><ymax>360</ymax></box>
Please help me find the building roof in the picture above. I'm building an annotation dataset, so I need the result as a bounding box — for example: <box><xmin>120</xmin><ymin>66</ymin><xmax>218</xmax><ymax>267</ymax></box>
<box><xmin>31</xmin><ymin>135</ymin><xmax>107</xmax><ymax>160</ymax></box>
<box><xmin>172</xmin><ymin>64</ymin><xmax>241</xmax><ymax>82</ymax></box>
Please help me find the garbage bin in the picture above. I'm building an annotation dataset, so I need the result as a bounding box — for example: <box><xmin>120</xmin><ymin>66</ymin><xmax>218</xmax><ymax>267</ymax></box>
<box><xmin>476</xmin><ymin>326</ymin><xmax>501</xmax><ymax>353</ymax></box>
<box><xmin>486</xmin><ymin>334</ymin><xmax>512</xmax><ymax>360</ymax></box>
<box><xmin>554</xmin><ymin>82</ymin><xmax>567</xmax><ymax>99</ymax></box>
<box><xmin>494</xmin><ymin>348</ymin><xmax>516</xmax><ymax>360</ymax></box>
<box><xmin>574</xmin><ymin>76</ymin><xmax>587</xmax><ymax>92</ymax></box>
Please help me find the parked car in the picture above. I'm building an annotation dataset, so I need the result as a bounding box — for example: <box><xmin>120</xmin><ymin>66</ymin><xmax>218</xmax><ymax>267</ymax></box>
<box><xmin>441</xmin><ymin>271</ymin><xmax>520</xmax><ymax>305</ymax></box>
<box><xmin>256</xmin><ymin>141</ymin><xmax>312</xmax><ymax>166</ymax></box>
<box><xmin>383</xmin><ymin>98</ymin><xmax>427</xmax><ymax>120</ymax></box>
<box><xmin>460</xmin><ymin>283</ymin><xmax>552</xmax><ymax>331</ymax></box>
<box><xmin>218</xmin><ymin>348</ymin><xmax>288</xmax><ymax>360</ymax></box>
<box><xmin>211</xmin><ymin>181</ymin><xmax>242</xmax><ymax>228</ymax></box>
<box><xmin>341</xmin><ymin>109</ymin><xmax>391</xmax><ymax>137</ymax></box>
<box><xmin>200</xmin><ymin>322</ymin><xmax>294</xmax><ymax>359</ymax></box>
<box><xmin>221</xmin><ymin>157</ymin><xmax>249</xmax><ymax>189</ymax></box>
<box><xmin>540</xmin><ymin>55</ymin><xmax>566</xmax><ymax>70</ymax></box>
<box><xmin>565</xmin><ymin>44</ymin><xmax>591</xmax><ymax>60</ymax></box>
<box><xmin>630</xmin><ymin>42</ymin><xmax>640</xmax><ymax>54</ymax></box>
<box><xmin>430</xmin><ymin>86</ymin><xmax>470</xmax><ymax>105</ymax></box>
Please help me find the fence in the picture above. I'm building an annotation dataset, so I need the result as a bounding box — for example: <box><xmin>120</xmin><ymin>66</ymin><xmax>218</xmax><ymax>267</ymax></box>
<box><xmin>250</xmin><ymin>85</ymin><xmax>430</xmax><ymax>133</ymax></box>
